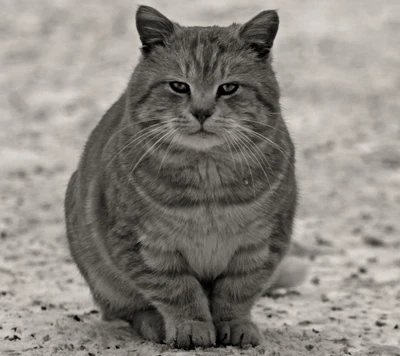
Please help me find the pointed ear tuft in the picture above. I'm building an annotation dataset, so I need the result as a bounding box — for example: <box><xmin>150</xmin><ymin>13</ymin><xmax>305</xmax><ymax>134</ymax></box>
<box><xmin>136</xmin><ymin>5</ymin><xmax>175</xmax><ymax>53</ymax></box>
<box><xmin>239</xmin><ymin>10</ymin><xmax>279</xmax><ymax>58</ymax></box>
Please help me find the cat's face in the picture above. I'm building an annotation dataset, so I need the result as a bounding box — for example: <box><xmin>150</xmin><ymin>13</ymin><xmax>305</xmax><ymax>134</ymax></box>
<box><xmin>130</xmin><ymin>6</ymin><xmax>281</xmax><ymax>152</ymax></box>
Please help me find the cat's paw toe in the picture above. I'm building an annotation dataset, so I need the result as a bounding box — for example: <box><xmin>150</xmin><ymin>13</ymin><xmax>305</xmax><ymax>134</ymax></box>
<box><xmin>216</xmin><ymin>319</ymin><xmax>261</xmax><ymax>347</ymax></box>
<box><xmin>167</xmin><ymin>320</ymin><xmax>216</xmax><ymax>349</ymax></box>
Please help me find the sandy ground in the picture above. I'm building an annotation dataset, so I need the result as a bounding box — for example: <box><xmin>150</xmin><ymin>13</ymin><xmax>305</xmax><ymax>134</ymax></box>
<box><xmin>1</xmin><ymin>0</ymin><xmax>400</xmax><ymax>355</ymax></box>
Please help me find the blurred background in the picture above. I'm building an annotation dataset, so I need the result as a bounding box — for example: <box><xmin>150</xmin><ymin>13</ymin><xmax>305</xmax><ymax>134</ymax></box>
<box><xmin>1</xmin><ymin>1</ymin><xmax>399</xmax><ymax>355</ymax></box>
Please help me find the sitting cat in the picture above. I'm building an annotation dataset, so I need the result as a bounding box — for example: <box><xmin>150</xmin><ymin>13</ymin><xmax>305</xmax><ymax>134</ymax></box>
<box><xmin>64</xmin><ymin>5</ymin><xmax>307</xmax><ymax>349</ymax></box>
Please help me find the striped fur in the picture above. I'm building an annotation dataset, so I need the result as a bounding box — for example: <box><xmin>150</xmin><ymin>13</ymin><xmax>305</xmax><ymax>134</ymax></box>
<box><xmin>64</xmin><ymin>6</ymin><xmax>300</xmax><ymax>349</ymax></box>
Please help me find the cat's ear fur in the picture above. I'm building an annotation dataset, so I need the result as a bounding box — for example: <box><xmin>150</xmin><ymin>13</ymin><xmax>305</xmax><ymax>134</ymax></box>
<box><xmin>239</xmin><ymin>10</ymin><xmax>279</xmax><ymax>58</ymax></box>
<box><xmin>136</xmin><ymin>6</ymin><xmax>176</xmax><ymax>54</ymax></box>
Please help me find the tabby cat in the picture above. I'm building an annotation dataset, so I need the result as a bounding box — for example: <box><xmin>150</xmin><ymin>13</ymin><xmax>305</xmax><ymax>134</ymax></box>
<box><xmin>64</xmin><ymin>5</ymin><xmax>305</xmax><ymax>349</ymax></box>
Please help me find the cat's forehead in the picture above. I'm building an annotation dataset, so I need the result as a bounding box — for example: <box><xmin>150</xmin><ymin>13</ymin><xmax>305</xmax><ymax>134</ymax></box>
<box><xmin>173</xmin><ymin>25</ymin><xmax>242</xmax><ymax>54</ymax></box>
<box><xmin>179</xmin><ymin>25</ymin><xmax>239</xmax><ymax>43</ymax></box>
<box><xmin>166</xmin><ymin>25</ymin><xmax>250</xmax><ymax>82</ymax></box>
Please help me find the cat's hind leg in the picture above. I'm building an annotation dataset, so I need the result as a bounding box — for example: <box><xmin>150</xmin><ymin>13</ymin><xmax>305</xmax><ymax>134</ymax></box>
<box><xmin>100</xmin><ymin>307</ymin><xmax>165</xmax><ymax>343</ymax></box>
<box><xmin>129</xmin><ymin>308</ymin><xmax>165</xmax><ymax>343</ymax></box>
<box><xmin>93</xmin><ymin>292</ymin><xmax>165</xmax><ymax>342</ymax></box>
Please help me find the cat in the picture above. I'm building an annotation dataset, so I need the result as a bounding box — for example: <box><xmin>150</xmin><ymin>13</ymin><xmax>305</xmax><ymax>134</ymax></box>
<box><xmin>64</xmin><ymin>5</ymin><xmax>307</xmax><ymax>349</ymax></box>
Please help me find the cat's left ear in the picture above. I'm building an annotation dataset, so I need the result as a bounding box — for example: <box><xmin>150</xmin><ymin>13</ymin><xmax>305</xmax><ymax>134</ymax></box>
<box><xmin>239</xmin><ymin>10</ymin><xmax>279</xmax><ymax>58</ymax></box>
<box><xmin>136</xmin><ymin>5</ymin><xmax>176</xmax><ymax>53</ymax></box>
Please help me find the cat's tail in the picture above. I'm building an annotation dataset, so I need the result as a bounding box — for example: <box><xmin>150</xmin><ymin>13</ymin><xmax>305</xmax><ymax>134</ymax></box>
<box><xmin>265</xmin><ymin>255</ymin><xmax>310</xmax><ymax>291</ymax></box>
<box><xmin>265</xmin><ymin>239</ymin><xmax>338</xmax><ymax>291</ymax></box>
<box><xmin>265</xmin><ymin>240</ymin><xmax>315</xmax><ymax>291</ymax></box>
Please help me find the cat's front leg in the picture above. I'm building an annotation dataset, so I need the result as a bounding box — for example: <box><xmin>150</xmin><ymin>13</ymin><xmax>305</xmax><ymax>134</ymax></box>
<box><xmin>150</xmin><ymin>274</ymin><xmax>216</xmax><ymax>349</ymax></box>
<box><xmin>211</xmin><ymin>244</ymin><xmax>282</xmax><ymax>347</ymax></box>
<box><xmin>211</xmin><ymin>274</ymin><xmax>264</xmax><ymax>347</ymax></box>
<box><xmin>126</xmin><ymin>249</ymin><xmax>215</xmax><ymax>348</ymax></box>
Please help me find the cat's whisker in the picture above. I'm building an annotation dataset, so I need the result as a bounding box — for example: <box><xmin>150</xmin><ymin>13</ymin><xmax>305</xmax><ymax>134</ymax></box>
<box><xmin>241</xmin><ymin>119</ymin><xmax>289</xmax><ymax>137</ymax></box>
<box><xmin>240</xmin><ymin>127</ymin><xmax>294</xmax><ymax>171</ymax></box>
<box><xmin>233</xmin><ymin>131</ymin><xmax>271</xmax><ymax>191</ymax></box>
<box><xmin>105</xmin><ymin>124</ymin><xmax>168</xmax><ymax>169</ymax></box>
<box><xmin>106</xmin><ymin>120</ymin><xmax>155</xmax><ymax>147</ymax></box>
<box><xmin>225</xmin><ymin>130</ymin><xmax>245</xmax><ymax>178</ymax></box>
<box><xmin>135</xmin><ymin>118</ymin><xmax>178</xmax><ymax>125</ymax></box>
<box><xmin>221</xmin><ymin>129</ymin><xmax>238</xmax><ymax>174</ymax></box>
<box><xmin>105</xmin><ymin>127</ymin><xmax>157</xmax><ymax>169</ymax></box>
<box><xmin>107</xmin><ymin>124</ymin><xmax>135</xmax><ymax>145</ymax></box>
<box><xmin>229</xmin><ymin>131</ymin><xmax>256</xmax><ymax>195</ymax></box>
<box><xmin>130</xmin><ymin>129</ymin><xmax>175</xmax><ymax>176</ymax></box>
<box><xmin>245</xmin><ymin>111</ymin><xmax>283</xmax><ymax>117</ymax></box>
<box><xmin>156</xmin><ymin>131</ymin><xmax>178</xmax><ymax>179</ymax></box>
<box><xmin>108</xmin><ymin>120</ymin><xmax>176</xmax><ymax>148</ymax></box>
<box><xmin>237</xmin><ymin>130</ymin><xmax>277</xmax><ymax>182</ymax></box>
<box><xmin>123</xmin><ymin>127</ymin><xmax>169</xmax><ymax>165</ymax></box>
<box><xmin>242</xmin><ymin>128</ymin><xmax>290</xmax><ymax>159</ymax></box>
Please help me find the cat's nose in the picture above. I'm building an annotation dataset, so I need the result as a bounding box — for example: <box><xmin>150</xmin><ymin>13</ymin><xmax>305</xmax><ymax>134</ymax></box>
<box><xmin>191</xmin><ymin>108</ymin><xmax>213</xmax><ymax>125</ymax></box>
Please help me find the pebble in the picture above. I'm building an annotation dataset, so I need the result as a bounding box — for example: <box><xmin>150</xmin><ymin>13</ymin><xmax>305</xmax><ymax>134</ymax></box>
<box><xmin>363</xmin><ymin>235</ymin><xmax>385</xmax><ymax>247</ymax></box>
<box><xmin>321</xmin><ymin>294</ymin><xmax>329</xmax><ymax>302</ymax></box>
<box><xmin>305</xmin><ymin>344</ymin><xmax>314</xmax><ymax>351</ymax></box>
<box><xmin>298</xmin><ymin>320</ymin><xmax>312</xmax><ymax>326</ymax></box>
<box><xmin>358</xmin><ymin>267</ymin><xmax>367</xmax><ymax>274</ymax></box>
<box><xmin>311</xmin><ymin>277</ymin><xmax>320</xmax><ymax>285</ymax></box>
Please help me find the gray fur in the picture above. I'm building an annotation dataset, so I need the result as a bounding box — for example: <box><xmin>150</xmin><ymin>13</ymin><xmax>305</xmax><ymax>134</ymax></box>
<box><xmin>64</xmin><ymin>5</ymin><xmax>300</xmax><ymax>349</ymax></box>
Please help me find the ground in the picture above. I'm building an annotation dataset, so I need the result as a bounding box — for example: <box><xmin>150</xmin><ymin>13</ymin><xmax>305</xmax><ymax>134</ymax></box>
<box><xmin>1</xmin><ymin>0</ymin><xmax>399</xmax><ymax>355</ymax></box>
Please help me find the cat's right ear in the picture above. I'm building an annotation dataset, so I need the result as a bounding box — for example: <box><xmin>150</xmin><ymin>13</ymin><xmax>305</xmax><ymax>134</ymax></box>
<box><xmin>136</xmin><ymin>5</ymin><xmax>176</xmax><ymax>54</ymax></box>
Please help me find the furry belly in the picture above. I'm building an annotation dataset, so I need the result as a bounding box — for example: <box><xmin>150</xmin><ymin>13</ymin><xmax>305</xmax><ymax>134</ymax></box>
<box><xmin>138</xmin><ymin>204</ymin><xmax>269</xmax><ymax>279</ymax></box>
<box><xmin>178</xmin><ymin>231</ymin><xmax>239</xmax><ymax>279</ymax></box>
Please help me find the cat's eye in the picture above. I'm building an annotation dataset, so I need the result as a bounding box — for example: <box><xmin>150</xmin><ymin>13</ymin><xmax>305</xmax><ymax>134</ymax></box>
<box><xmin>169</xmin><ymin>81</ymin><xmax>190</xmax><ymax>94</ymax></box>
<box><xmin>218</xmin><ymin>83</ymin><xmax>239</xmax><ymax>96</ymax></box>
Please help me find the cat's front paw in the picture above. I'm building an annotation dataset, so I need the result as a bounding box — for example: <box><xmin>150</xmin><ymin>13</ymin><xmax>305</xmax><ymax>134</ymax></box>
<box><xmin>215</xmin><ymin>319</ymin><xmax>261</xmax><ymax>347</ymax></box>
<box><xmin>166</xmin><ymin>320</ymin><xmax>216</xmax><ymax>349</ymax></box>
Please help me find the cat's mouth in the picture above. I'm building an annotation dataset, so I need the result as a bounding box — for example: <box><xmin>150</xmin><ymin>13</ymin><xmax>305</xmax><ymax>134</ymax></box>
<box><xmin>178</xmin><ymin>127</ymin><xmax>223</xmax><ymax>150</ymax></box>
<box><xmin>188</xmin><ymin>128</ymin><xmax>216</xmax><ymax>138</ymax></box>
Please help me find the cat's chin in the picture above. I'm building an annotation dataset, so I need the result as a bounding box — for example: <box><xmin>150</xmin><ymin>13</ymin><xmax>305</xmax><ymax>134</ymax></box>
<box><xmin>178</xmin><ymin>133</ymin><xmax>224</xmax><ymax>151</ymax></box>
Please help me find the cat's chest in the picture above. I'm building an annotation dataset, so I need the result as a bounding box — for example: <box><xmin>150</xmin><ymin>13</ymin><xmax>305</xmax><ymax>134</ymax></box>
<box><xmin>177</xmin><ymin>229</ymin><xmax>240</xmax><ymax>279</ymax></box>
<box><xmin>144</xmin><ymin>205</ymin><xmax>263</xmax><ymax>279</ymax></box>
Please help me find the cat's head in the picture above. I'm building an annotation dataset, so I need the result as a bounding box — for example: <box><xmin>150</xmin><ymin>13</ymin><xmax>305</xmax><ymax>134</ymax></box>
<box><xmin>129</xmin><ymin>6</ymin><xmax>281</xmax><ymax>152</ymax></box>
